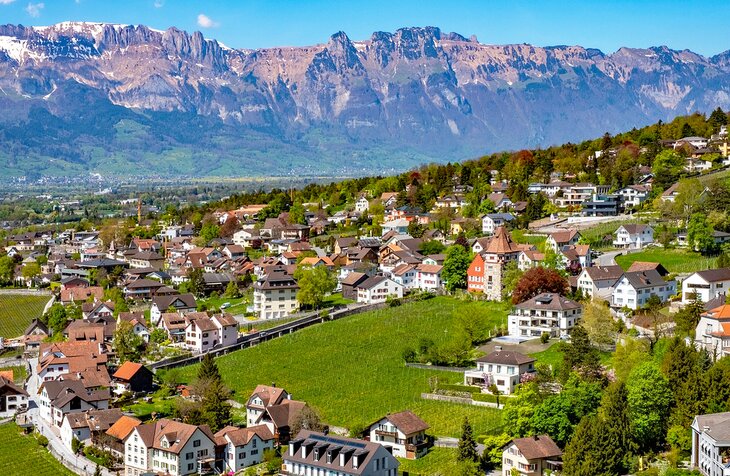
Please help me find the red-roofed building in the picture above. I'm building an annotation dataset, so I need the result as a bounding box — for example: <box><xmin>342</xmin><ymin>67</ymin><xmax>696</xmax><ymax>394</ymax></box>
<box><xmin>112</xmin><ymin>362</ymin><xmax>154</xmax><ymax>395</ymax></box>
<box><xmin>467</xmin><ymin>227</ymin><xmax>523</xmax><ymax>300</ymax></box>
<box><xmin>696</xmin><ymin>305</ymin><xmax>730</xmax><ymax>360</ymax></box>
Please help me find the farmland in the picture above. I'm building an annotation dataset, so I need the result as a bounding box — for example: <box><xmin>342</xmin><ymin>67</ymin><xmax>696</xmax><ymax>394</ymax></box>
<box><xmin>615</xmin><ymin>248</ymin><xmax>716</xmax><ymax>274</ymax></box>
<box><xmin>0</xmin><ymin>424</ymin><xmax>76</xmax><ymax>476</ymax></box>
<box><xmin>0</xmin><ymin>293</ymin><xmax>51</xmax><ymax>338</ymax></box>
<box><xmin>175</xmin><ymin>297</ymin><xmax>508</xmax><ymax>437</ymax></box>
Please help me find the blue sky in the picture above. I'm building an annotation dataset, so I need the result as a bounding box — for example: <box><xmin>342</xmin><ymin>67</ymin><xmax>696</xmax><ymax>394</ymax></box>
<box><xmin>0</xmin><ymin>0</ymin><xmax>727</xmax><ymax>56</ymax></box>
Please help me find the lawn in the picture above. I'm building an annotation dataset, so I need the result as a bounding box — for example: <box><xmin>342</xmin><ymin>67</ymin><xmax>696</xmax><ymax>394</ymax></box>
<box><xmin>398</xmin><ymin>447</ymin><xmax>461</xmax><ymax>475</ymax></box>
<box><xmin>322</xmin><ymin>292</ymin><xmax>354</xmax><ymax>308</ymax></box>
<box><xmin>124</xmin><ymin>396</ymin><xmax>177</xmax><ymax>420</ymax></box>
<box><xmin>0</xmin><ymin>423</ymin><xmax>76</xmax><ymax>475</ymax></box>
<box><xmin>199</xmin><ymin>294</ymin><xmax>249</xmax><ymax>315</ymax></box>
<box><xmin>0</xmin><ymin>294</ymin><xmax>51</xmax><ymax>338</ymax></box>
<box><xmin>615</xmin><ymin>248</ymin><xmax>716</xmax><ymax>274</ymax></box>
<box><xmin>175</xmin><ymin>297</ymin><xmax>509</xmax><ymax>437</ymax></box>
<box><xmin>530</xmin><ymin>342</ymin><xmax>614</xmax><ymax>371</ymax></box>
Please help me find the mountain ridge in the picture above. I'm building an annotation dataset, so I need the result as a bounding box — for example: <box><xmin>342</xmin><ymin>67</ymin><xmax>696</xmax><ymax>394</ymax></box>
<box><xmin>0</xmin><ymin>22</ymin><xmax>729</xmax><ymax>181</ymax></box>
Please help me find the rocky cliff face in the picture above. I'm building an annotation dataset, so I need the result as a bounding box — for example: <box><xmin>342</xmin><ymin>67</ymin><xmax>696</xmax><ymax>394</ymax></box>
<box><xmin>0</xmin><ymin>22</ymin><xmax>729</xmax><ymax>178</ymax></box>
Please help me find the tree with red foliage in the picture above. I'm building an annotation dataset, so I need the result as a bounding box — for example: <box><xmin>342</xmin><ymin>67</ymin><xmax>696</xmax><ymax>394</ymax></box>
<box><xmin>511</xmin><ymin>266</ymin><xmax>569</xmax><ymax>304</ymax></box>
<box><xmin>219</xmin><ymin>216</ymin><xmax>240</xmax><ymax>238</ymax></box>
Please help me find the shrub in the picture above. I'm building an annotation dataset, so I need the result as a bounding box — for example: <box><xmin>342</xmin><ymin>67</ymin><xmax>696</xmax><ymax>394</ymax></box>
<box><xmin>540</xmin><ymin>332</ymin><xmax>550</xmax><ymax>344</ymax></box>
<box><xmin>401</xmin><ymin>347</ymin><xmax>417</xmax><ymax>363</ymax></box>
<box><xmin>36</xmin><ymin>434</ymin><xmax>48</xmax><ymax>447</ymax></box>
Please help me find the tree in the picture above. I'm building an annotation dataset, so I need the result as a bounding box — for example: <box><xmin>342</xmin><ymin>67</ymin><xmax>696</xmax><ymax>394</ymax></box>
<box><xmin>709</xmin><ymin>107</ymin><xmax>727</xmax><ymax>131</ymax></box>
<box><xmin>198</xmin><ymin>353</ymin><xmax>222</xmax><ymax>384</ymax></box>
<box><xmin>224</xmin><ymin>281</ymin><xmax>241</xmax><ymax>299</ymax></box>
<box><xmin>481</xmin><ymin>433</ymin><xmax>512</xmax><ymax>470</ymax></box>
<box><xmin>454</xmin><ymin>233</ymin><xmax>469</xmax><ymax>251</ymax></box>
<box><xmin>113</xmin><ymin>321</ymin><xmax>144</xmax><ymax>363</ymax></box>
<box><xmin>560</xmin><ymin>325</ymin><xmax>602</xmax><ymax>382</ymax></box>
<box><xmin>21</xmin><ymin>262</ymin><xmax>40</xmax><ymax>282</ymax></box>
<box><xmin>201</xmin><ymin>378</ymin><xmax>232</xmax><ymax>432</ymax></box>
<box><xmin>501</xmin><ymin>260</ymin><xmax>523</xmax><ymax>301</ymax></box>
<box><xmin>580</xmin><ymin>301</ymin><xmax>616</xmax><ymax>349</ymax></box>
<box><xmin>511</xmin><ymin>267</ymin><xmax>568</xmax><ymax>304</ymax></box>
<box><xmin>294</xmin><ymin>266</ymin><xmax>337</xmax><ymax>309</ymax></box>
<box><xmin>652</xmin><ymin>150</ymin><xmax>685</xmax><ymax>190</ymax></box>
<box><xmin>290</xmin><ymin>405</ymin><xmax>324</xmax><ymax>435</ymax></box>
<box><xmin>502</xmin><ymin>381</ymin><xmax>541</xmax><ymax>437</ymax></box>
<box><xmin>219</xmin><ymin>216</ymin><xmax>240</xmax><ymax>238</ymax></box>
<box><xmin>199</xmin><ymin>222</ymin><xmax>221</xmax><ymax>243</ymax></box>
<box><xmin>687</xmin><ymin>213</ymin><xmax>717</xmax><ymax>254</ymax></box>
<box><xmin>674</xmin><ymin>295</ymin><xmax>704</xmax><ymax>338</ymax></box>
<box><xmin>43</xmin><ymin>303</ymin><xmax>69</xmax><ymax>336</ymax></box>
<box><xmin>562</xmin><ymin>414</ymin><xmax>602</xmax><ymax>476</ymax></box>
<box><xmin>187</xmin><ymin>268</ymin><xmax>205</xmax><ymax>296</ymax></box>
<box><xmin>0</xmin><ymin>255</ymin><xmax>15</xmax><ymax>284</ymax></box>
<box><xmin>626</xmin><ymin>362</ymin><xmax>673</xmax><ymax>450</ymax></box>
<box><xmin>457</xmin><ymin>417</ymin><xmax>479</xmax><ymax>463</ymax></box>
<box><xmin>420</xmin><ymin>240</ymin><xmax>445</xmax><ymax>255</ymax></box>
<box><xmin>407</xmin><ymin>220</ymin><xmax>425</xmax><ymax>238</ymax></box>
<box><xmin>442</xmin><ymin>245</ymin><xmax>471</xmax><ymax>292</ymax></box>
<box><xmin>612</xmin><ymin>337</ymin><xmax>651</xmax><ymax>382</ymax></box>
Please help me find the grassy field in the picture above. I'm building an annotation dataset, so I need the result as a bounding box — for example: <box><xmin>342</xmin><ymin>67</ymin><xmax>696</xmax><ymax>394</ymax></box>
<box><xmin>398</xmin><ymin>447</ymin><xmax>460</xmax><ymax>475</ymax></box>
<box><xmin>0</xmin><ymin>424</ymin><xmax>76</xmax><ymax>475</ymax></box>
<box><xmin>530</xmin><ymin>342</ymin><xmax>614</xmax><ymax>371</ymax></box>
<box><xmin>124</xmin><ymin>396</ymin><xmax>176</xmax><ymax>420</ymax></box>
<box><xmin>199</xmin><ymin>295</ymin><xmax>249</xmax><ymax>315</ymax></box>
<box><xmin>0</xmin><ymin>294</ymin><xmax>50</xmax><ymax>338</ymax></box>
<box><xmin>175</xmin><ymin>297</ymin><xmax>509</xmax><ymax>437</ymax></box>
<box><xmin>615</xmin><ymin>248</ymin><xmax>716</xmax><ymax>274</ymax></box>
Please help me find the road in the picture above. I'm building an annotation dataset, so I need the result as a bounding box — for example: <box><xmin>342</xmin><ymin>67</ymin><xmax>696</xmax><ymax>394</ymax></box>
<box><xmin>595</xmin><ymin>250</ymin><xmax>624</xmax><ymax>267</ymax></box>
<box><xmin>26</xmin><ymin>358</ymin><xmax>115</xmax><ymax>476</ymax></box>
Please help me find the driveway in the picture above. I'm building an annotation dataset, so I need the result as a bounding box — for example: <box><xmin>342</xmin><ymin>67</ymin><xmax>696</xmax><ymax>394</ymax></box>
<box><xmin>595</xmin><ymin>249</ymin><xmax>624</xmax><ymax>267</ymax></box>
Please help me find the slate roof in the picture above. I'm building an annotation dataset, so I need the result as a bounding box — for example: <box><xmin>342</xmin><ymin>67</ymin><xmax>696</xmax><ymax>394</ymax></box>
<box><xmin>514</xmin><ymin>293</ymin><xmax>582</xmax><ymax>311</ymax></box>
<box><xmin>695</xmin><ymin>268</ymin><xmax>730</xmax><ymax>283</ymax></box>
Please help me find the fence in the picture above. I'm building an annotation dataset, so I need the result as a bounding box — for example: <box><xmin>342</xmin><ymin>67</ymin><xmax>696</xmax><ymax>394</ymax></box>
<box><xmin>420</xmin><ymin>392</ymin><xmax>500</xmax><ymax>408</ymax></box>
<box><xmin>0</xmin><ymin>288</ymin><xmax>52</xmax><ymax>296</ymax></box>
<box><xmin>151</xmin><ymin>302</ymin><xmax>387</xmax><ymax>371</ymax></box>
<box><xmin>405</xmin><ymin>363</ymin><xmax>470</xmax><ymax>373</ymax></box>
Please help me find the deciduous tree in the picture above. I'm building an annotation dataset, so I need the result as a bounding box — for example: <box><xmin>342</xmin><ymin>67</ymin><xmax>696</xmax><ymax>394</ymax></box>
<box><xmin>442</xmin><ymin>245</ymin><xmax>471</xmax><ymax>292</ymax></box>
<box><xmin>511</xmin><ymin>267</ymin><xmax>568</xmax><ymax>304</ymax></box>
<box><xmin>294</xmin><ymin>266</ymin><xmax>337</xmax><ymax>309</ymax></box>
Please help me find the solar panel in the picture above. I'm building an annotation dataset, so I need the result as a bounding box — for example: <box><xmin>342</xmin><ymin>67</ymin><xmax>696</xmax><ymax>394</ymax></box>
<box><xmin>309</xmin><ymin>434</ymin><xmax>367</xmax><ymax>449</ymax></box>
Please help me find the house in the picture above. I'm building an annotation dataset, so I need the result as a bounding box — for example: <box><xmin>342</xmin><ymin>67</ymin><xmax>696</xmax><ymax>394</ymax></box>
<box><xmin>467</xmin><ymin>227</ymin><xmax>524</xmax><ymax>300</ymax></box>
<box><xmin>618</xmin><ymin>185</ymin><xmax>651</xmax><ymax>208</ymax></box>
<box><xmin>112</xmin><ymin>362</ymin><xmax>154</xmax><ymax>395</ymax></box>
<box><xmin>81</xmin><ymin>300</ymin><xmax>115</xmax><ymax>321</ymax></box>
<box><xmin>340</xmin><ymin>272</ymin><xmax>370</xmax><ymax>300</ymax></box>
<box><xmin>488</xmin><ymin>193</ymin><xmax>513</xmax><ymax>210</ymax></box>
<box><xmin>38</xmin><ymin>380</ymin><xmax>110</xmax><ymax>427</ymax></box>
<box><xmin>117</xmin><ymin>312</ymin><xmax>150</xmax><ymax>342</ymax></box>
<box><xmin>184</xmin><ymin>313</ymin><xmax>238</xmax><ymax>353</ymax></box>
<box><xmin>381</xmin><ymin>192</ymin><xmax>399</xmax><ymax>208</ymax></box>
<box><xmin>691</xmin><ymin>411</ymin><xmax>730</xmax><ymax>476</ymax></box>
<box><xmin>582</xmin><ymin>193</ymin><xmax>620</xmax><ymax>216</ymax></box>
<box><xmin>0</xmin><ymin>376</ymin><xmax>28</xmax><ymax>417</ymax></box>
<box><xmin>682</xmin><ymin>268</ymin><xmax>730</xmax><ymax>305</ymax></box>
<box><xmin>151</xmin><ymin>294</ymin><xmax>196</xmax><ymax>326</ymax></box>
<box><xmin>390</xmin><ymin>264</ymin><xmax>417</xmax><ymax>289</ymax></box>
<box><xmin>215</xmin><ymin>425</ymin><xmax>276</xmax><ymax>473</ymax></box>
<box><xmin>60</xmin><ymin>286</ymin><xmax>104</xmax><ymax>304</ymax></box>
<box><xmin>253</xmin><ymin>268</ymin><xmax>299</xmax><ymax>319</ymax></box>
<box><xmin>463</xmin><ymin>350</ymin><xmax>536</xmax><ymax>395</ymax></box>
<box><xmin>415</xmin><ymin>264</ymin><xmax>443</xmax><ymax>291</ymax></box>
<box><xmin>627</xmin><ymin>261</ymin><xmax>669</xmax><ymax>276</ymax></box>
<box><xmin>128</xmin><ymin>251</ymin><xmax>165</xmax><ymax>270</ymax></box>
<box><xmin>613</xmin><ymin>224</ymin><xmax>654</xmax><ymax>249</ymax></box>
<box><xmin>284</xmin><ymin>430</ymin><xmax>399</xmax><ymax>476</ymax></box>
<box><xmin>37</xmin><ymin>341</ymin><xmax>109</xmax><ymax>385</ymax></box>
<box><xmin>245</xmin><ymin>385</ymin><xmax>306</xmax><ymax>443</ymax></box>
<box><xmin>60</xmin><ymin>407</ymin><xmax>123</xmax><ymax>451</ymax></box>
<box><xmin>123</xmin><ymin>418</ymin><xmax>217</xmax><ymax>476</ymax></box>
<box><xmin>23</xmin><ymin>318</ymin><xmax>49</xmax><ymax>350</ymax></box>
<box><xmin>677</xmin><ymin>230</ymin><xmax>730</xmax><ymax>248</ymax></box>
<box><xmin>661</xmin><ymin>182</ymin><xmax>681</xmax><ymax>202</ymax></box>
<box><xmin>356</xmin><ymin>276</ymin><xmax>404</xmax><ymax>304</ymax></box>
<box><xmin>611</xmin><ymin>269</ymin><xmax>677</xmax><ymax>310</ymax></box>
<box><xmin>502</xmin><ymin>435</ymin><xmax>563</xmax><ymax>476</ymax></box>
<box><xmin>367</xmin><ymin>411</ymin><xmax>430</xmax><ymax>459</ymax></box>
<box><xmin>105</xmin><ymin>415</ymin><xmax>142</xmax><ymax>458</ymax></box>
<box><xmin>545</xmin><ymin>230</ymin><xmax>581</xmax><ymax>253</ymax></box>
<box><xmin>577</xmin><ymin>265</ymin><xmax>625</xmax><ymax>300</ymax></box>
<box><xmin>482</xmin><ymin>213</ymin><xmax>515</xmax><ymax>235</ymax></box>
<box><xmin>695</xmin><ymin>305</ymin><xmax>730</xmax><ymax>361</ymax></box>
<box><xmin>508</xmin><ymin>293</ymin><xmax>583</xmax><ymax>338</ymax></box>
<box><xmin>517</xmin><ymin>250</ymin><xmax>545</xmax><ymax>271</ymax></box>
<box><xmin>123</xmin><ymin>278</ymin><xmax>166</xmax><ymax>300</ymax></box>
<box><xmin>381</xmin><ymin>218</ymin><xmax>410</xmax><ymax>236</ymax></box>
<box><xmin>355</xmin><ymin>196</ymin><xmax>370</xmax><ymax>213</ymax></box>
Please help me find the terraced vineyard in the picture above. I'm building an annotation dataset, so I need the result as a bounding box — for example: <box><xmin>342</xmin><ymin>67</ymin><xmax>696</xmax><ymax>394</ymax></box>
<box><xmin>0</xmin><ymin>294</ymin><xmax>51</xmax><ymax>338</ymax></box>
<box><xmin>0</xmin><ymin>424</ymin><xmax>75</xmax><ymax>475</ymax></box>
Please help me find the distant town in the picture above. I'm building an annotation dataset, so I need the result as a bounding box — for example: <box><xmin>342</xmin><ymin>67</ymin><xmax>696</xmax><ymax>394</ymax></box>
<box><xmin>2</xmin><ymin>111</ymin><xmax>730</xmax><ymax>476</ymax></box>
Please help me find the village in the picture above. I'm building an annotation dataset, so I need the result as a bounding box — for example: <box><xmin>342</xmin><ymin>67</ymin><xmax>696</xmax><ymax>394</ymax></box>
<box><xmin>1</xmin><ymin>119</ymin><xmax>730</xmax><ymax>476</ymax></box>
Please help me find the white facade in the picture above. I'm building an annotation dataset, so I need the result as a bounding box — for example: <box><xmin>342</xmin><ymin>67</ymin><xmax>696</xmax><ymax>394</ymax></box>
<box><xmin>682</xmin><ymin>270</ymin><xmax>730</xmax><ymax>304</ymax></box>
<box><xmin>611</xmin><ymin>273</ymin><xmax>676</xmax><ymax>310</ymax></box>
<box><xmin>481</xmin><ymin>214</ymin><xmax>514</xmax><ymax>235</ymax></box>
<box><xmin>613</xmin><ymin>225</ymin><xmax>654</xmax><ymax>249</ymax></box>
<box><xmin>463</xmin><ymin>353</ymin><xmax>536</xmax><ymax>395</ymax></box>
<box><xmin>415</xmin><ymin>267</ymin><xmax>442</xmax><ymax>291</ymax></box>
<box><xmin>691</xmin><ymin>412</ymin><xmax>730</xmax><ymax>476</ymax></box>
<box><xmin>61</xmin><ymin>414</ymin><xmax>90</xmax><ymax>450</ymax></box>
<box><xmin>124</xmin><ymin>425</ymin><xmax>215</xmax><ymax>476</ymax></box>
<box><xmin>695</xmin><ymin>306</ymin><xmax>730</xmax><ymax>361</ymax></box>
<box><xmin>357</xmin><ymin>278</ymin><xmax>404</xmax><ymax>304</ymax></box>
<box><xmin>368</xmin><ymin>415</ymin><xmax>429</xmax><ymax>459</ymax></box>
<box><xmin>355</xmin><ymin>197</ymin><xmax>370</xmax><ymax>213</ymax></box>
<box><xmin>508</xmin><ymin>294</ymin><xmax>583</xmax><ymax>338</ymax></box>
<box><xmin>222</xmin><ymin>430</ymin><xmax>274</xmax><ymax>473</ymax></box>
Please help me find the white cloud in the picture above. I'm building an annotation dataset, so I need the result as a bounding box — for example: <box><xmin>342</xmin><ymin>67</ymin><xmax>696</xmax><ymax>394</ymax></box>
<box><xmin>196</xmin><ymin>13</ymin><xmax>219</xmax><ymax>28</ymax></box>
<box><xmin>25</xmin><ymin>1</ymin><xmax>43</xmax><ymax>17</ymax></box>
<box><xmin>153</xmin><ymin>0</ymin><xmax>164</xmax><ymax>7</ymax></box>
<box><xmin>0</xmin><ymin>0</ymin><xmax>17</xmax><ymax>5</ymax></box>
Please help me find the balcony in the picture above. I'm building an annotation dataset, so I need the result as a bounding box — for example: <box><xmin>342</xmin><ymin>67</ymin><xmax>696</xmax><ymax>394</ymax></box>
<box><xmin>375</xmin><ymin>429</ymin><xmax>398</xmax><ymax>438</ymax></box>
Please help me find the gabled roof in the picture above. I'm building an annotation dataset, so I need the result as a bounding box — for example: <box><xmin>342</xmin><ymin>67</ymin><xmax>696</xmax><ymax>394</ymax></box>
<box><xmin>693</xmin><ymin>412</ymin><xmax>730</xmax><ymax>443</ymax></box>
<box><xmin>106</xmin><ymin>415</ymin><xmax>142</xmax><ymax>441</ymax></box>
<box><xmin>694</xmin><ymin>268</ymin><xmax>730</xmax><ymax>283</ymax></box>
<box><xmin>248</xmin><ymin>385</ymin><xmax>289</xmax><ymax>408</ymax></box>
<box><xmin>583</xmin><ymin>265</ymin><xmax>624</xmax><ymax>281</ymax></box>
<box><xmin>548</xmin><ymin>229</ymin><xmax>580</xmax><ymax>244</ymax></box>
<box><xmin>627</xmin><ymin>261</ymin><xmax>669</xmax><ymax>276</ymax></box>
<box><xmin>152</xmin><ymin>293</ymin><xmax>197</xmax><ymax>310</ymax></box>
<box><xmin>378</xmin><ymin>411</ymin><xmax>429</xmax><ymax>435</ymax></box>
<box><xmin>514</xmin><ymin>292</ymin><xmax>582</xmax><ymax>311</ymax></box>
<box><xmin>509</xmin><ymin>435</ymin><xmax>562</xmax><ymax>460</ymax></box>
<box><xmin>266</xmin><ymin>399</ymin><xmax>307</xmax><ymax>429</ymax></box>
<box><xmin>0</xmin><ymin>376</ymin><xmax>28</xmax><ymax>397</ymax></box>
<box><xmin>126</xmin><ymin>418</ymin><xmax>215</xmax><ymax>455</ymax></box>
<box><xmin>619</xmin><ymin>269</ymin><xmax>667</xmax><ymax>289</ymax></box>
<box><xmin>617</xmin><ymin>224</ymin><xmax>651</xmax><ymax>234</ymax></box>
<box><xmin>215</xmin><ymin>424</ymin><xmax>274</xmax><ymax>447</ymax></box>
<box><xmin>112</xmin><ymin>361</ymin><xmax>148</xmax><ymax>381</ymax></box>
<box><xmin>484</xmin><ymin>227</ymin><xmax>521</xmax><ymax>255</ymax></box>
<box><xmin>341</xmin><ymin>272</ymin><xmax>368</xmax><ymax>286</ymax></box>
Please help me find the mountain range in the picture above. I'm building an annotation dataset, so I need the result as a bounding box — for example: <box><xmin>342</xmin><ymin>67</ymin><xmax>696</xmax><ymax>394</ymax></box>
<box><xmin>1</xmin><ymin>22</ymin><xmax>729</xmax><ymax>181</ymax></box>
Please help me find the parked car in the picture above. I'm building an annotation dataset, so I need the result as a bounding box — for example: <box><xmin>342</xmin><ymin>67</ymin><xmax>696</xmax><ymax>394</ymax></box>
<box><xmin>220</xmin><ymin>302</ymin><xmax>231</xmax><ymax>309</ymax></box>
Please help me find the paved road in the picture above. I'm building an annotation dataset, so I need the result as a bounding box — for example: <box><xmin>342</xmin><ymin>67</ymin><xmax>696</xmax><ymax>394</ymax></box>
<box><xmin>595</xmin><ymin>250</ymin><xmax>625</xmax><ymax>267</ymax></box>
<box><xmin>26</xmin><ymin>358</ymin><xmax>115</xmax><ymax>476</ymax></box>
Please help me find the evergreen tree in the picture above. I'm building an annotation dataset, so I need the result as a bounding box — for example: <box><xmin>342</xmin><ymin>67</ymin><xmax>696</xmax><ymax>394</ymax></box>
<box><xmin>457</xmin><ymin>417</ymin><xmax>479</xmax><ymax>463</ymax></box>
<box><xmin>197</xmin><ymin>353</ymin><xmax>222</xmax><ymax>384</ymax></box>
<box><xmin>596</xmin><ymin>382</ymin><xmax>637</xmax><ymax>475</ymax></box>
<box><xmin>560</xmin><ymin>325</ymin><xmax>602</xmax><ymax>382</ymax></box>
<box><xmin>201</xmin><ymin>378</ymin><xmax>232</xmax><ymax>432</ymax></box>
<box><xmin>562</xmin><ymin>414</ymin><xmax>601</xmax><ymax>476</ymax></box>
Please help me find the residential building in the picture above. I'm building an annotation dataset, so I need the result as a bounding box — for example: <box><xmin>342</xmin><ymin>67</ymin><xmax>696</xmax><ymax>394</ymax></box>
<box><xmin>467</xmin><ymin>227</ymin><xmax>524</xmax><ymax>300</ymax></box>
<box><xmin>618</xmin><ymin>185</ymin><xmax>651</xmax><ymax>208</ymax></box>
<box><xmin>613</xmin><ymin>224</ymin><xmax>654</xmax><ymax>249</ymax></box>
<box><xmin>60</xmin><ymin>407</ymin><xmax>123</xmax><ymax>451</ymax></box>
<box><xmin>355</xmin><ymin>196</ymin><xmax>370</xmax><ymax>213</ymax></box>
<box><xmin>216</xmin><ymin>425</ymin><xmax>275</xmax><ymax>473</ymax></box>
<box><xmin>682</xmin><ymin>268</ymin><xmax>730</xmax><ymax>304</ymax></box>
<box><xmin>0</xmin><ymin>376</ymin><xmax>28</xmax><ymax>417</ymax></box>
<box><xmin>545</xmin><ymin>230</ymin><xmax>581</xmax><ymax>253</ymax></box>
<box><xmin>105</xmin><ymin>415</ymin><xmax>142</xmax><ymax>459</ymax></box>
<box><xmin>582</xmin><ymin>193</ymin><xmax>620</xmax><ymax>217</ymax></box>
<box><xmin>390</xmin><ymin>264</ymin><xmax>417</xmax><ymax>289</ymax></box>
<box><xmin>463</xmin><ymin>351</ymin><xmax>536</xmax><ymax>395</ymax></box>
<box><xmin>123</xmin><ymin>419</ymin><xmax>217</xmax><ymax>476</ymax></box>
<box><xmin>150</xmin><ymin>294</ymin><xmax>196</xmax><ymax>326</ymax></box>
<box><xmin>356</xmin><ymin>276</ymin><xmax>404</xmax><ymax>304</ymax></box>
<box><xmin>415</xmin><ymin>264</ymin><xmax>443</xmax><ymax>291</ymax></box>
<box><xmin>695</xmin><ymin>305</ymin><xmax>730</xmax><ymax>361</ymax></box>
<box><xmin>611</xmin><ymin>269</ymin><xmax>677</xmax><ymax>310</ymax></box>
<box><xmin>367</xmin><ymin>411</ymin><xmax>430</xmax><ymax>459</ymax></box>
<box><xmin>184</xmin><ymin>313</ymin><xmax>238</xmax><ymax>353</ymax></box>
<box><xmin>284</xmin><ymin>430</ymin><xmax>399</xmax><ymax>476</ymax></box>
<box><xmin>112</xmin><ymin>362</ymin><xmax>154</xmax><ymax>395</ymax></box>
<box><xmin>691</xmin><ymin>412</ymin><xmax>730</xmax><ymax>476</ymax></box>
<box><xmin>577</xmin><ymin>265</ymin><xmax>624</xmax><ymax>300</ymax></box>
<box><xmin>508</xmin><ymin>293</ymin><xmax>583</xmax><ymax>338</ymax></box>
<box><xmin>340</xmin><ymin>272</ymin><xmax>371</xmax><ymax>300</ymax></box>
<box><xmin>253</xmin><ymin>267</ymin><xmax>299</xmax><ymax>319</ymax></box>
<box><xmin>481</xmin><ymin>213</ymin><xmax>515</xmax><ymax>235</ymax></box>
<box><xmin>38</xmin><ymin>380</ymin><xmax>110</xmax><ymax>428</ymax></box>
<box><xmin>502</xmin><ymin>435</ymin><xmax>563</xmax><ymax>476</ymax></box>
<box><xmin>245</xmin><ymin>385</ymin><xmax>306</xmax><ymax>444</ymax></box>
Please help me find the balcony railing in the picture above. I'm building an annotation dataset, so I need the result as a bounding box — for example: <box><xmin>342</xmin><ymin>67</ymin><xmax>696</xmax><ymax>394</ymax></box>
<box><xmin>375</xmin><ymin>429</ymin><xmax>398</xmax><ymax>438</ymax></box>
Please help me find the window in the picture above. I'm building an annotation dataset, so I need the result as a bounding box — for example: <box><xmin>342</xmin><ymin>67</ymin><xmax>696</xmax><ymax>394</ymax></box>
<box><xmin>193</xmin><ymin>440</ymin><xmax>201</xmax><ymax>447</ymax></box>
<box><xmin>186</xmin><ymin>452</ymin><xmax>193</xmax><ymax>460</ymax></box>
<box><xmin>239</xmin><ymin>452</ymin><xmax>246</xmax><ymax>459</ymax></box>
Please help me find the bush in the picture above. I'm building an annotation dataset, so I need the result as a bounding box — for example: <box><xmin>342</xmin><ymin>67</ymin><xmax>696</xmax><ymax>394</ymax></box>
<box><xmin>540</xmin><ymin>332</ymin><xmax>550</xmax><ymax>344</ymax></box>
<box><xmin>401</xmin><ymin>347</ymin><xmax>417</xmax><ymax>363</ymax></box>
<box><xmin>439</xmin><ymin>383</ymin><xmax>480</xmax><ymax>394</ymax></box>
<box><xmin>471</xmin><ymin>393</ymin><xmax>499</xmax><ymax>403</ymax></box>
<box><xmin>36</xmin><ymin>434</ymin><xmax>48</xmax><ymax>447</ymax></box>
<box><xmin>84</xmin><ymin>445</ymin><xmax>115</xmax><ymax>468</ymax></box>
<box><xmin>387</xmin><ymin>296</ymin><xmax>402</xmax><ymax>307</ymax></box>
